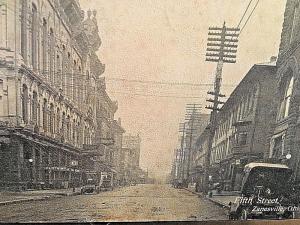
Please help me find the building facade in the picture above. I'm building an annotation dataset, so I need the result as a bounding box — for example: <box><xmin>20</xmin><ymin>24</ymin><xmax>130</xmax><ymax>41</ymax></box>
<box><xmin>120</xmin><ymin>134</ymin><xmax>143</xmax><ymax>185</ymax></box>
<box><xmin>0</xmin><ymin>0</ymin><xmax>109</xmax><ymax>190</ymax></box>
<box><xmin>191</xmin><ymin>127</ymin><xmax>210</xmax><ymax>192</ymax></box>
<box><xmin>184</xmin><ymin>113</ymin><xmax>210</xmax><ymax>185</ymax></box>
<box><xmin>267</xmin><ymin>0</ymin><xmax>300</xmax><ymax>180</ymax></box>
<box><xmin>208</xmin><ymin>63</ymin><xmax>277</xmax><ymax>190</ymax></box>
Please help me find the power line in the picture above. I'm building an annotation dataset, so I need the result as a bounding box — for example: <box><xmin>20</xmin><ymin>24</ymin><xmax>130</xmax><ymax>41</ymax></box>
<box><xmin>107</xmin><ymin>91</ymin><xmax>204</xmax><ymax>100</ymax></box>
<box><xmin>240</xmin><ymin>0</ymin><xmax>260</xmax><ymax>34</ymax></box>
<box><xmin>237</xmin><ymin>0</ymin><xmax>254</xmax><ymax>28</ymax></box>
<box><xmin>106</xmin><ymin>77</ymin><xmax>236</xmax><ymax>87</ymax></box>
<box><xmin>25</xmin><ymin>69</ymin><xmax>238</xmax><ymax>89</ymax></box>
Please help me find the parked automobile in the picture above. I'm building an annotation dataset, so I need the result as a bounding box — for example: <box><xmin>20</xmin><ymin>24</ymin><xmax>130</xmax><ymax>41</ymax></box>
<box><xmin>100</xmin><ymin>178</ymin><xmax>113</xmax><ymax>191</ymax></box>
<box><xmin>81</xmin><ymin>178</ymin><xmax>99</xmax><ymax>194</ymax></box>
<box><xmin>228</xmin><ymin>162</ymin><xmax>297</xmax><ymax>220</ymax></box>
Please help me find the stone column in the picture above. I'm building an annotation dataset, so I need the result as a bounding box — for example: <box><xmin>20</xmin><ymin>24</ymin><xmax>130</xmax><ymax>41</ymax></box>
<box><xmin>32</xmin><ymin>147</ymin><xmax>36</xmax><ymax>184</ymax></box>
<box><xmin>58</xmin><ymin>150</ymin><xmax>61</xmax><ymax>184</ymax></box>
<box><xmin>17</xmin><ymin>140</ymin><xmax>24</xmax><ymax>184</ymax></box>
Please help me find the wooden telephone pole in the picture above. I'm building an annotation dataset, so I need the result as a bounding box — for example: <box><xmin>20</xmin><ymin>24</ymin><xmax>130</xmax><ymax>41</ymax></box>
<box><xmin>185</xmin><ymin>104</ymin><xmax>202</xmax><ymax>186</ymax></box>
<box><xmin>203</xmin><ymin>22</ymin><xmax>239</xmax><ymax>194</ymax></box>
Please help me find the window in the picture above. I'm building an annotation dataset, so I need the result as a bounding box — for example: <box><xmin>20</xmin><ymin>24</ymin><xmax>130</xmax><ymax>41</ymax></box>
<box><xmin>42</xmin><ymin>19</ymin><xmax>47</xmax><ymax>75</ymax></box>
<box><xmin>21</xmin><ymin>1</ymin><xmax>27</xmax><ymax>61</ymax></box>
<box><xmin>272</xmin><ymin>136</ymin><xmax>283</xmax><ymax>158</ymax></box>
<box><xmin>290</xmin><ymin>1</ymin><xmax>300</xmax><ymax>45</ymax></box>
<box><xmin>72</xmin><ymin>60</ymin><xmax>77</xmax><ymax>101</ymax></box>
<box><xmin>62</xmin><ymin>50</ymin><xmax>66</xmax><ymax>92</ymax></box>
<box><xmin>72</xmin><ymin>119</ymin><xmax>76</xmax><ymax>141</ymax></box>
<box><xmin>62</xmin><ymin>112</ymin><xmax>66</xmax><ymax>139</ymax></box>
<box><xmin>56</xmin><ymin>54</ymin><xmax>62</xmax><ymax>88</ymax></box>
<box><xmin>42</xmin><ymin>99</ymin><xmax>48</xmax><ymax>132</ymax></box>
<box><xmin>278</xmin><ymin>76</ymin><xmax>294</xmax><ymax>120</ymax></box>
<box><xmin>32</xmin><ymin>91</ymin><xmax>38</xmax><ymax>124</ymax></box>
<box><xmin>22</xmin><ymin>85</ymin><xmax>28</xmax><ymax>124</ymax></box>
<box><xmin>31</xmin><ymin>4</ymin><xmax>38</xmax><ymax>69</ymax></box>
<box><xmin>49</xmin><ymin>28</ymin><xmax>55</xmax><ymax>84</ymax></box>
<box><xmin>56</xmin><ymin>108</ymin><xmax>60</xmax><ymax>134</ymax></box>
<box><xmin>238</xmin><ymin>132</ymin><xmax>247</xmax><ymax>146</ymax></box>
<box><xmin>0</xmin><ymin>79</ymin><xmax>3</xmax><ymax>99</ymax></box>
<box><xmin>66</xmin><ymin>115</ymin><xmax>70</xmax><ymax>141</ymax></box>
<box><xmin>49</xmin><ymin>104</ymin><xmax>55</xmax><ymax>134</ymax></box>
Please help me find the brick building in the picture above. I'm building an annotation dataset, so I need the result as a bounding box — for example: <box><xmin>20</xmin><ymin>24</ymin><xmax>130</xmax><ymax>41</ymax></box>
<box><xmin>267</xmin><ymin>0</ymin><xmax>300</xmax><ymax>180</ymax></box>
<box><xmin>207</xmin><ymin>62</ymin><xmax>277</xmax><ymax>191</ymax></box>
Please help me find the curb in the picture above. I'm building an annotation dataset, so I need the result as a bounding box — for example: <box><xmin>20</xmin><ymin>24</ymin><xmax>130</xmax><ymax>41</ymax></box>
<box><xmin>0</xmin><ymin>195</ymin><xmax>54</xmax><ymax>206</ymax></box>
<box><xmin>184</xmin><ymin>188</ymin><xmax>230</xmax><ymax>210</ymax></box>
<box><xmin>206</xmin><ymin>197</ymin><xmax>230</xmax><ymax>209</ymax></box>
<box><xmin>0</xmin><ymin>191</ymin><xmax>81</xmax><ymax>206</ymax></box>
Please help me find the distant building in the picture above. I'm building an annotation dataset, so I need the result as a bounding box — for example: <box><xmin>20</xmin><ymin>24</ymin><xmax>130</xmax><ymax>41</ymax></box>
<box><xmin>122</xmin><ymin>134</ymin><xmax>141</xmax><ymax>168</ymax></box>
<box><xmin>111</xmin><ymin>118</ymin><xmax>126</xmax><ymax>186</ymax></box>
<box><xmin>267</xmin><ymin>0</ymin><xmax>300</xmax><ymax>179</ymax></box>
<box><xmin>120</xmin><ymin>134</ymin><xmax>145</xmax><ymax>185</ymax></box>
<box><xmin>185</xmin><ymin>114</ymin><xmax>210</xmax><ymax>183</ymax></box>
<box><xmin>191</xmin><ymin>127</ymin><xmax>210</xmax><ymax>192</ymax></box>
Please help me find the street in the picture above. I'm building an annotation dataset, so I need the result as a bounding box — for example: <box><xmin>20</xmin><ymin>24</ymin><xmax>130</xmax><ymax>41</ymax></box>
<box><xmin>0</xmin><ymin>184</ymin><xmax>227</xmax><ymax>222</ymax></box>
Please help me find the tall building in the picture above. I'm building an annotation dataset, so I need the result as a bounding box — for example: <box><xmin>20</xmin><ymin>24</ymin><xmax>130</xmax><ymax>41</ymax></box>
<box><xmin>267</xmin><ymin>0</ymin><xmax>300</xmax><ymax>179</ymax></box>
<box><xmin>207</xmin><ymin>62</ymin><xmax>277</xmax><ymax>191</ymax></box>
<box><xmin>0</xmin><ymin>0</ymin><xmax>118</xmax><ymax>190</ymax></box>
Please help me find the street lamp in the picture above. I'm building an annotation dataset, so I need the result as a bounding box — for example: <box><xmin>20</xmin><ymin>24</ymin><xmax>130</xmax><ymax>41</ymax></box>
<box><xmin>71</xmin><ymin>160</ymin><xmax>78</xmax><ymax>192</ymax></box>
<box><xmin>28</xmin><ymin>158</ymin><xmax>34</xmax><ymax>189</ymax></box>
<box><xmin>286</xmin><ymin>153</ymin><xmax>292</xmax><ymax>160</ymax></box>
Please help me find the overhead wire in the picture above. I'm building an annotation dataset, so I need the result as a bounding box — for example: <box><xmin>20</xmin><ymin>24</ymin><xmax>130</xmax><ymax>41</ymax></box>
<box><xmin>240</xmin><ymin>0</ymin><xmax>260</xmax><ymax>34</ymax></box>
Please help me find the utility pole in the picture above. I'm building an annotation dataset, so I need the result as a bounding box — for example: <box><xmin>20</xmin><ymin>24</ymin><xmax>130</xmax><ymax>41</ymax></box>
<box><xmin>203</xmin><ymin>22</ymin><xmax>239</xmax><ymax>195</ymax></box>
<box><xmin>178</xmin><ymin>122</ymin><xmax>186</xmax><ymax>182</ymax></box>
<box><xmin>185</xmin><ymin>104</ymin><xmax>202</xmax><ymax>187</ymax></box>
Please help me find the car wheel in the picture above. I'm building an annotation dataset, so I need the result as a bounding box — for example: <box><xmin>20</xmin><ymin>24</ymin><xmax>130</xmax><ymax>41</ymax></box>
<box><xmin>239</xmin><ymin>209</ymin><xmax>248</xmax><ymax>220</ymax></box>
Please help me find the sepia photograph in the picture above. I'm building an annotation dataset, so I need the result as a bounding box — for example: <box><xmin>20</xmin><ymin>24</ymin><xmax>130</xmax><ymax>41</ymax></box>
<box><xmin>0</xmin><ymin>0</ymin><xmax>300</xmax><ymax>223</ymax></box>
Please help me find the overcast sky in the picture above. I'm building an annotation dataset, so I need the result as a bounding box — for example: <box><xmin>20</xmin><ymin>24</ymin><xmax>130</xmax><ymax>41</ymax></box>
<box><xmin>79</xmin><ymin>0</ymin><xmax>286</xmax><ymax>180</ymax></box>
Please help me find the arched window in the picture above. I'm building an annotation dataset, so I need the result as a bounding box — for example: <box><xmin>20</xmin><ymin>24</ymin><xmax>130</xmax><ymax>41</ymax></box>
<box><xmin>66</xmin><ymin>53</ymin><xmax>71</xmax><ymax>98</ymax></box>
<box><xmin>22</xmin><ymin>84</ymin><xmax>28</xmax><ymax>124</ymax></box>
<box><xmin>62</xmin><ymin>112</ymin><xmax>66</xmax><ymax>140</ymax></box>
<box><xmin>49</xmin><ymin>28</ymin><xmax>55</xmax><ymax>84</ymax></box>
<box><xmin>21</xmin><ymin>1</ymin><xmax>28</xmax><ymax>62</ymax></box>
<box><xmin>72</xmin><ymin>60</ymin><xmax>77</xmax><ymax>101</ymax></box>
<box><xmin>31</xmin><ymin>4</ymin><xmax>38</xmax><ymax>69</ymax></box>
<box><xmin>32</xmin><ymin>91</ymin><xmax>38</xmax><ymax>124</ymax></box>
<box><xmin>84</xmin><ymin>71</ymin><xmax>89</xmax><ymax>103</ymax></box>
<box><xmin>73</xmin><ymin>119</ymin><xmax>76</xmax><ymax>142</ymax></box>
<box><xmin>42</xmin><ymin>19</ymin><xmax>48</xmax><ymax>75</ymax></box>
<box><xmin>56</xmin><ymin>108</ymin><xmax>60</xmax><ymax>134</ymax></box>
<box><xmin>49</xmin><ymin>103</ymin><xmax>55</xmax><ymax>134</ymax></box>
<box><xmin>42</xmin><ymin>99</ymin><xmax>48</xmax><ymax>132</ymax></box>
<box><xmin>62</xmin><ymin>46</ymin><xmax>66</xmax><ymax>92</ymax></box>
<box><xmin>56</xmin><ymin>54</ymin><xmax>62</xmax><ymax>88</ymax></box>
<box><xmin>66</xmin><ymin>115</ymin><xmax>70</xmax><ymax>141</ymax></box>
<box><xmin>278</xmin><ymin>76</ymin><xmax>294</xmax><ymax>120</ymax></box>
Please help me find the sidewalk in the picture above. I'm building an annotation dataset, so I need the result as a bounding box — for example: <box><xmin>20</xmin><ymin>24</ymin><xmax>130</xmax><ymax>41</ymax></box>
<box><xmin>0</xmin><ymin>188</ymin><xmax>81</xmax><ymax>206</ymax></box>
<box><xmin>185</xmin><ymin>187</ymin><xmax>238</xmax><ymax>209</ymax></box>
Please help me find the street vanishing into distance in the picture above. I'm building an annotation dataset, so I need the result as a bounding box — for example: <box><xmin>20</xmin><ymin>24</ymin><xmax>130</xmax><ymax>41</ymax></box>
<box><xmin>0</xmin><ymin>184</ymin><xmax>227</xmax><ymax>222</ymax></box>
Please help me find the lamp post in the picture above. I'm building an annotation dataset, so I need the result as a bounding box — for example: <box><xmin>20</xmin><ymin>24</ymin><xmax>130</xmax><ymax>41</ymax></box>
<box><xmin>28</xmin><ymin>158</ymin><xmax>34</xmax><ymax>189</ymax></box>
<box><xmin>71</xmin><ymin>160</ymin><xmax>78</xmax><ymax>192</ymax></box>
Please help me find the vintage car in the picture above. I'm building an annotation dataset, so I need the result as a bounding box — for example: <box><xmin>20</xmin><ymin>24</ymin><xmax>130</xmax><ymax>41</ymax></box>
<box><xmin>228</xmin><ymin>162</ymin><xmax>297</xmax><ymax>220</ymax></box>
<box><xmin>81</xmin><ymin>178</ymin><xmax>100</xmax><ymax>194</ymax></box>
<box><xmin>100</xmin><ymin>177</ymin><xmax>113</xmax><ymax>191</ymax></box>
